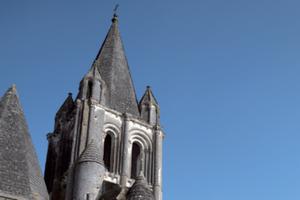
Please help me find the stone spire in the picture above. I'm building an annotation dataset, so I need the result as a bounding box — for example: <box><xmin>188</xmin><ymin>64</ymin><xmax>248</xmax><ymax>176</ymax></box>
<box><xmin>92</xmin><ymin>14</ymin><xmax>139</xmax><ymax>116</ymax></box>
<box><xmin>139</xmin><ymin>86</ymin><xmax>159</xmax><ymax>107</ymax></box>
<box><xmin>127</xmin><ymin>175</ymin><xmax>155</xmax><ymax>200</ymax></box>
<box><xmin>0</xmin><ymin>85</ymin><xmax>49</xmax><ymax>200</ymax></box>
<box><xmin>139</xmin><ymin>86</ymin><xmax>160</xmax><ymax>125</ymax></box>
<box><xmin>78</xmin><ymin>64</ymin><xmax>105</xmax><ymax>102</ymax></box>
<box><xmin>72</xmin><ymin>140</ymin><xmax>105</xmax><ymax>200</ymax></box>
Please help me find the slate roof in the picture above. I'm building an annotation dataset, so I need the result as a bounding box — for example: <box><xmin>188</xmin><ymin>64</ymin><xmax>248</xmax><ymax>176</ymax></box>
<box><xmin>92</xmin><ymin>14</ymin><xmax>140</xmax><ymax>116</ymax></box>
<box><xmin>127</xmin><ymin>175</ymin><xmax>155</xmax><ymax>200</ymax></box>
<box><xmin>0</xmin><ymin>85</ymin><xmax>49</xmax><ymax>200</ymax></box>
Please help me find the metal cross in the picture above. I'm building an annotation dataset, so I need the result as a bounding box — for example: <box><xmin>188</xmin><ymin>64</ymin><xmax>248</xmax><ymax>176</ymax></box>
<box><xmin>113</xmin><ymin>4</ymin><xmax>119</xmax><ymax>15</ymax></box>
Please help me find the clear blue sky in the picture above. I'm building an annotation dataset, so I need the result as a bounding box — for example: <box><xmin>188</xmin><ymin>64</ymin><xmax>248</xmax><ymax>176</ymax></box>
<box><xmin>1</xmin><ymin>0</ymin><xmax>300</xmax><ymax>199</ymax></box>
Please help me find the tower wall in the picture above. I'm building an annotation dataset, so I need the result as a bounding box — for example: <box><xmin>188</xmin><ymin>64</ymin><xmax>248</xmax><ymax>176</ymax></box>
<box><xmin>73</xmin><ymin>162</ymin><xmax>105</xmax><ymax>200</ymax></box>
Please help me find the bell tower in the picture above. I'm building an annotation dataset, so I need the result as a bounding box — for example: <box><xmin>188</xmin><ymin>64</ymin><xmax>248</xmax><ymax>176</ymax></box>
<box><xmin>44</xmin><ymin>14</ymin><xmax>164</xmax><ymax>200</ymax></box>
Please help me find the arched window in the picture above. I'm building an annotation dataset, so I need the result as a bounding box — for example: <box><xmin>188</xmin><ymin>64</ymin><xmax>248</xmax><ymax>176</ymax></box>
<box><xmin>131</xmin><ymin>142</ymin><xmax>142</xmax><ymax>179</ymax></box>
<box><xmin>103</xmin><ymin>134</ymin><xmax>112</xmax><ymax>172</ymax></box>
<box><xmin>86</xmin><ymin>80</ymin><xmax>93</xmax><ymax>99</ymax></box>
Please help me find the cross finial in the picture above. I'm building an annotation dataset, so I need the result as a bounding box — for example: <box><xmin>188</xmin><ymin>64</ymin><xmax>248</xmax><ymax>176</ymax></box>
<box><xmin>113</xmin><ymin>4</ymin><xmax>119</xmax><ymax>15</ymax></box>
<box><xmin>112</xmin><ymin>4</ymin><xmax>119</xmax><ymax>23</ymax></box>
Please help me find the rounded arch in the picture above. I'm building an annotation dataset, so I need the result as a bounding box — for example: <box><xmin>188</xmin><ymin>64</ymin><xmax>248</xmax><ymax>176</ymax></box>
<box><xmin>130</xmin><ymin>141</ymin><xmax>142</xmax><ymax>179</ymax></box>
<box><xmin>103</xmin><ymin>123</ymin><xmax>121</xmax><ymax>174</ymax></box>
<box><xmin>130</xmin><ymin>130</ymin><xmax>153</xmax><ymax>153</ymax></box>
<box><xmin>129</xmin><ymin>130</ymin><xmax>153</xmax><ymax>183</ymax></box>
<box><xmin>103</xmin><ymin>123</ymin><xmax>121</xmax><ymax>138</ymax></box>
<box><xmin>86</xmin><ymin>79</ymin><xmax>93</xmax><ymax>99</ymax></box>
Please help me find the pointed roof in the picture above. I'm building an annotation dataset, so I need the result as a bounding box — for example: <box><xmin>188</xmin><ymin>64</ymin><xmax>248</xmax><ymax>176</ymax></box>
<box><xmin>56</xmin><ymin>92</ymin><xmax>74</xmax><ymax>118</ymax></box>
<box><xmin>77</xmin><ymin>140</ymin><xmax>104</xmax><ymax>165</ymax></box>
<box><xmin>127</xmin><ymin>175</ymin><xmax>154</xmax><ymax>200</ymax></box>
<box><xmin>139</xmin><ymin>86</ymin><xmax>159</xmax><ymax>107</ymax></box>
<box><xmin>92</xmin><ymin>14</ymin><xmax>139</xmax><ymax>116</ymax></box>
<box><xmin>0</xmin><ymin>85</ymin><xmax>49</xmax><ymax>200</ymax></box>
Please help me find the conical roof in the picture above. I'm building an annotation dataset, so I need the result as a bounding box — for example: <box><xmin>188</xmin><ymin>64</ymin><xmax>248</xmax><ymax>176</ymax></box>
<box><xmin>92</xmin><ymin>14</ymin><xmax>139</xmax><ymax>116</ymax></box>
<box><xmin>0</xmin><ymin>85</ymin><xmax>49</xmax><ymax>200</ymax></box>
<box><xmin>77</xmin><ymin>140</ymin><xmax>104</xmax><ymax>165</ymax></box>
<box><xmin>127</xmin><ymin>175</ymin><xmax>154</xmax><ymax>200</ymax></box>
<box><xmin>139</xmin><ymin>86</ymin><xmax>159</xmax><ymax>107</ymax></box>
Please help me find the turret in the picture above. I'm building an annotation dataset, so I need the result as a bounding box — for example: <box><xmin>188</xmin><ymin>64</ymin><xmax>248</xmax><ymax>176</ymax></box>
<box><xmin>45</xmin><ymin>93</ymin><xmax>75</xmax><ymax>199</ymax></box>
<box><xmin>54</xmin><ymin>92</ymin><xmax>75</xmax><ymax>134</ymax></box>
<box><xmin>78</xmin><ymin>65</ymin><xmax>105</xmax><ymax>103</ymax></box>
<box><xmin>139</xmin><ymin>86</ymin><xmax>160</xmax><ymax>125</ymax></box>
<box><xmin>72</xmin><ymin>140</ymin><xmax>105</xmax><ymax>200</ymax></box>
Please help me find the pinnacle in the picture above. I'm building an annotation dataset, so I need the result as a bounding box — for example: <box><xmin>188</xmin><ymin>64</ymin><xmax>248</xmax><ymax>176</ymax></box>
<box><xmin>139</xmin><ymin>86</ymin><xmax>159</xmax><ymax>106</ymax></box>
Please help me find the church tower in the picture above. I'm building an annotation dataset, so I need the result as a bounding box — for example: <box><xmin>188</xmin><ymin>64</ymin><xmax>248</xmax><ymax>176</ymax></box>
<box><xmin>44</xmin><ymin>14</ymin><xmax>164</xmax><ymax>200</ymax></box>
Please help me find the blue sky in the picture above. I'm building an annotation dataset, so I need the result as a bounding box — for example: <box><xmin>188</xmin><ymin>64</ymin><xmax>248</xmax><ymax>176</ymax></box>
<box><xmin>1</xmin><ymin>0</ymin><xmax>300</xmax><ymax>199</ymax></box>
